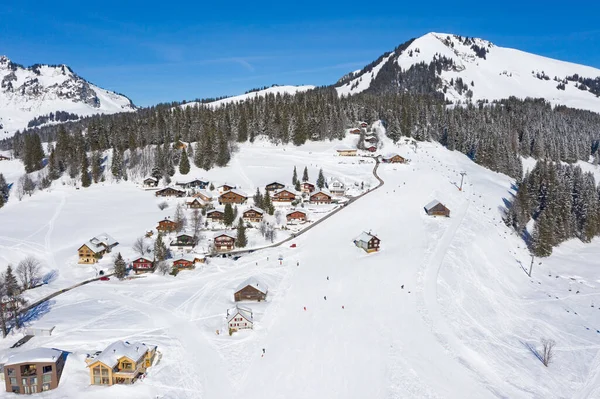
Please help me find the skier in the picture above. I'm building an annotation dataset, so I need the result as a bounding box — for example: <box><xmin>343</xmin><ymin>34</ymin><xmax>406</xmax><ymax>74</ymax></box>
<box><xmin>401</xmin><ymin>285</ymin><xmax>404</xmax><ymax>289</ymax></box>
<box><xmin>342</xmin><ymin>305</ymin><xmax>345</xmax><ymax>309</ymax></box>
<box><xmin>262</xmin><ymin>348</ymin><xmax>266</xmax><ymax>354</ymax></box>
<box><xmin>324</xmin><ymin>296</ymin><xmax>327</xmax><ymax>300</ymax></box>
<box><xmin>304</xmin><ymin>306</ymin><xmax>307</xmax><ymax>311</ymax></box>
<box><xmin>297</xmin><ymin>261</ymin><xmax>299</xmax><ymax>267</ymax></box>
<box><xmin>327</xmin><ymin>276</ymin><xmax>329</xmax><ymax>281</ymax></box>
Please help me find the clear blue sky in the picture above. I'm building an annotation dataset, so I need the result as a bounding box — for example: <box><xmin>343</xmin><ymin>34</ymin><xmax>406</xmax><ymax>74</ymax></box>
<box><xmin>1</xmin><ymin>0</ymin><xmax>599</xmax><ymax>107</ymax></box>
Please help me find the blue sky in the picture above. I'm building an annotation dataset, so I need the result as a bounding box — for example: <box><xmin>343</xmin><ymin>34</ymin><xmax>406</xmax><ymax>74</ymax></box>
<box><xmin>1</xmin><ymin>0</ymin><xmax>599</xmax><ymax>107</ymax></box>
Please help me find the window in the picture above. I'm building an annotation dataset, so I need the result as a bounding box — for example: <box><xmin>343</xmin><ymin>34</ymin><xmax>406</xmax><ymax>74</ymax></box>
<box><xmin>6</xmin><ymin>368</ymin><xmax>15</xmax><ymax>376</ymax></box>
<box><xmin>43</xmin><ymin>374</ymin><xmax>52</xmax><ymax>383</ymax></box>
<box><xmin>22</xmin><ymin>378</ymin><xmax>27</xmax><ymax>386</ymax></box>
<box><xmin>93</xmin><ymin>366</ymin><xmax>100</xmax><ymax>376</ymax></box>
<box><xmin>31</xmin><ymin>377</ymin><xmax>37</xmax><ymax>385</ymax></box>
<box><xmin>101</xmin><ymin>368</ymin><xmax>109</xmax><ymax>376</ymax></box>
<box><xmin>9</xmin><ymin>377</ymin><xmax>17</xmax><ymax>385</ymax></box>
<box><xmin>42</xmin><ymin>383</ymin><xmax>50</xmax><ymax>391</ymax></box>
<box><xmin>43</xmin><ymin>365</ymin><xmax>52</xmax><ymax>373</ymax></box>
<box><xmin>94</xmin><ymin>376</ymin><xmax>101</xmax><ymax>385</ymax></box>
<box><xmin>11</xmin><ymin>386</ymin><xmax>20</xmax><ymax>393</ymax></box>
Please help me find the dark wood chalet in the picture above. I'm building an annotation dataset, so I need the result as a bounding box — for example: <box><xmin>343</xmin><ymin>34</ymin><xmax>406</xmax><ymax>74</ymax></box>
<box><xmin>207</xmin><ymin>209</ymin><xmax>225</xmax><ymax>222</ymax></box>
<box><xmin>365</xmin><ymin>145</ymin><xmax>377</xmax><ymax>152</ymax></box>
<box><xmin>265</xmin><ymin>182</ymin><xmax>285</xmax><ymax>192</ymax></box>
<box><xmin>0</xmin><ymin>155</ymin><xmax>10</xmax><ymax>161</ymax></box>
<box><xmin>382</xmin><ymin>154</ymin><xmax>406</xmax><ymax>164</ymax></box>
<box><xmin>234</xmin><ymin>278</ymin><xmax>268</xmax><ymax>302</ymax></box>
<box><xmin>218</xmin><ymin>183</ymin><xmax>236</xmax><ymax>193</ymax></box>
<box><xmin>155</xmin><ymin>187</ymin><xmax>186</xmax><ymax>197</ymax></box>
<box><xmin>349</xmin><ymin>128</ymin><xmax>361</xmax><ymax>135</ymax></box>
<box><xmin>365</xmin><ymin>136</ymin><xmax>378</xmax><ymax>143</ymax></box>
<box><xmin>143</xmin><ymin>177</ymin><xmax>158</xmax><ymax>187</ymax></box>
<box><xmin>272</xmin><ymin>189</ymin><xmax>296</xmax><ymax>202</ymax></box>
<box><xmin>424</xmin><ymin>201</ymin><xmax>450</xmax><ymax>217</ymax></box>
<box><xmin>186</xmin><ymin>198</ymin><xmax>204</xmax><ymax>209</ymax></box>
<box><xmin>170</xmin><ymin>234</ymin><xmax>195</xmax><ymax>248</ymax></box>
<box><xmin>286</xmin><ymin>210</ymin><xmax>307</xmax><ymax>223</ymax></box>
<box><xmin>243</xmin><ymin>207</ymin><xmax>264</xmax><ymax>223</ymax></box>
<box><xmin>192</xmin><ymin>190</ymin><xmax>213</xmax><ymax>202</ymax></box>
<box><xmin>172</xmin><ymin>255</ymin><xmax>204</xmax><ymax>269</ymax></box>
<box><xmin>176</xmin><ymin>179</ymin><xmax>209</xmax><ymax>189</ymax></box>
<box><xmin>214</xmin><ymin>234</ymin><xmax>235</xmax><ymax>252</ymax></box>
<box><xmin>310</xmin><ymin>190</ymin><xmax>332</xmax><ymax>204</ymax></box>
<box><xmin>132</xmin><ymin>257</ymin><xmax>154</xmax><ymax>274</ymax></box>
<box><xmin>354</xmin><ymin>232</ymin><xmax>380</xmax><ymax>253</ymax></box>
<box><xmin>301</xmin><ymin>182</ymin><xmax>315</xmax><ymax>193</ymax></box>
<box><xmin>219</xmin><ymin>189</ymin><xmax>248</xmax><ymax>205</ymax></box>
<box><xmin>157</xmin><ymin>219</ymin><xmax>178</xmax><ymax>232</ymax></box>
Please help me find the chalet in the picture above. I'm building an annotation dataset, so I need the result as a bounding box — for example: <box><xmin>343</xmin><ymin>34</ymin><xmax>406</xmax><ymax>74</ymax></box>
<box><xmin>156</xmin><ymin>218</ymin><xmax>177</xmax><ymax>233</ymax></box>
<box><xmin>336</xmin><ymin>148</ymin><xmax>357</xmax><ymax>156</ymax></box>
<box><xmin>365</xmin><ymin>144</ymin><xmax>377</xmax><ymax>152</ymax></box>
<box><xmin>206</xmin><ymin>209</ymin><xmax>225</xmax><ymax>223</ymax></box>
<box><xmin>272</xmin><ymin>188</ymin><xmax>296</xmax><ymax>202</ymax></box>
<box><xmin>219</xmin><ymin>189</ymin><xmax>248</xmax><ymax>205</ymax></box>
<box><xmin>286</xmin><ymin>210</ymin><xmax>307</xmax><ymax>223</ymax></box>
<box><xmin>349</xmin><ymin>128</ymin><xmax>361</xmax><ymax>135</ymax></box>
<box><xmin>78</xmin><ymin>233</ymin><xmax>119</xmax><ymax>264</ymax></box>
<box><xmin>173</xmin><ymin>140</ymin><xmax>187</xmax><ymax>150</ymax></box>
<box><xmin>217</xmin><ymin>183</ymin><xmax>236</xmax><ymax>194</ymax></box>
<box><xmin>214</xmin><ymin>234</ymin><xmax>235</xmax><ymax>252</ymax></box>
<box><xmin>354</xmin><ymin>231</ymin><xmax>380</xmax><ymax>253</ymax></box>
<box><xmin>86</xmin><ymin>340</ymin><xmax>157</xmax><ymax>386</ymax></box>
<box><xmin>234</xmin><ymin>278</ymin><xmax>268</xmax><ymax>302</ymax></box>
<box><xmin>301</xmin><ymin>181</ymin><xmax>315</xmax><ymax>193</ymax></box>
<box><xmin>192</xmin><ymin>189</ymin><xmax>213</xmax><ymax>202</ymax></box>
<box><xmin>242</xmin><ymin>207</ymin><xmax>264</xmax><ymax>223</ymax></box>
<box><xmin>265</xmin><ymin>181</ymin><xmax>285</xmax><ymax>192</ymax></box>
<box><xmin>424</xmin><ymin>200</ymin><xmax>451</xmax><ymax>217</ymax></box>
<box><xmin>381</xmin><ymin>153</ymin><xmax>406</xmax><ymax>164</ymax></box>
<box><xmin>142</xmin><ymin>177</ymin><xmax>158</xmax><ymax>188</ymax></box>
<box><xmin>310</xmin><ymin>190</ymin><xmax>332</xmax><ymax>204</ymax></box>
<box><xmin>365</xmin><ymin>135</ymin><xmax>378</xmax><ymax>144</ymax></box>
<box><xmin>155</xmin><ymin>187</ymin><xmax>186</xmax><ymax>197</ymax></box>
<box><xmin>172</xmin><ymin>254</ymin><xmax>204</xmax><ymax>270</ymax></box>
<box><xmin>3</xmin><ymin>348</ymin><xmax>66</xmax><ymax>394</ymax></box>
<box><xmin>170</xmin><ymin>234</ymin><xmax>196</xmax><ymax>249</ymax></box>
<box><xmin>176</xmin><ymin>179</ymin><xmax>209</xmax><ymax>189</ymax></box>
<box><xmin>132</xmin><ymin>257</ymin><xmax>154</xmax><ymax>274</ymax></box>
<box><xmin>360</xmin><ymin>122</ymin><xmax>368</xmax><ymax>128</ymax></box>
<box><xmin>328</xmin><ymin>178</ymin><xmax>346</xmax><ymax>196</ymax></box>
<box><xmin>186</xmin><ymin>198</ymin><xmax>205</xmax><ymax>209</ymax></box>
<box><xmin>227</xmin><ymin>306</ymin><xmax>253</xmax><ymax>332</ymax></box>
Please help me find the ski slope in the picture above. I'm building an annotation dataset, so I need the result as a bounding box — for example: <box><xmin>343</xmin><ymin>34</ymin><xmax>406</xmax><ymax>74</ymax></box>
<box><xmin>1</xmin><ymin>128</ymin><xmax>600</xmax><ymax>398</ymax></box>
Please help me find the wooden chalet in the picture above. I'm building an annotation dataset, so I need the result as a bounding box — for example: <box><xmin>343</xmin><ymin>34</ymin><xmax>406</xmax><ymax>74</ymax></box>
<box><xmin>301</xmin><ymin>182</ymin><xmax>315</xmax><ymax>194</ymax></box>
<box><xmin>132</xmin><ymin>257</ymin><xmax>154</xmax><ymax>274</ymax></box>
<box><xmin>214</xmin><ymin>234</ymin><xmax>236</xmax><ymax>252</ymax></box>
<box><xmin>86</xmin><ymin>341</ymin><xmax>157</xmax><ymax>386</ymax></box>
<box><xmin>155</xmin><ymin>187</ymin><xmax>186</xmax><ymax>197</ymax></box>
<box><xmin>354</xmin><ymin>232</ymin><xmax>380</xmax><ymax>253</ymax></box>
<box><xmin>170</xmin><ymin>234</ymin><xmax>195</xmax><ymax>249</ymax></box>
<box><xmin>365</xmin><ymin>144</ymin><xmax>377</xmax><ymax>152</ymax></box>
<box><xmin>286</xmin><ymin>210</ymin><xmax>307</xmax><ymax>223</ymax></box>
<box><xmin>381</xmin><ymin>153</ymin><xmax>406</xmax><ymax>164</ymax></box>
<box><xmin>265</xmin><ymin>181</ymin><xmax>285</xmax><ymax>192</ymax></box>
<box><xmin>360</xmin><ymin>122</ymin><xmax>368</xmax><ymax>128</ymax></box>
<box><xmin>157</xmin><ymin>218</ymin><xmax>177</xmax><ymax>232</ymax></box>
<box><xmin>176</xmin><ymin>179</ymin><xmax>209</xmax><ymax>189</ymax></box>
<box><xmin>192</xmin><ymin>190</ymin><xmax>213</xmax><ymax>202</ymax></box>
<box><xmin>142</xmin><ymin>177</ymin><xmax>158</xmax><ymax>188</ymax></box>
<box><xmin>227</xmin><ymin>306</ymin><xmax>253</xmax><ymax>332</ymax></box>
<box><xmin>272</xmin><ymin>188</ymin><xmax>296</xmax><ymax>202</ymax></box>
<box><xmin>424</xmin><ymin>200</ymin><xmax>451</xmax><ymax>217</ymax></box>
<box><xmin>242</xmin><ymin>207</ymin><xmax>264</xmax><ymax>223</ymax></box>
<box><xmin>234</xmin><ymin>278</ymin><xmax>268</xmax><ymax>302</ymax></box>
<box><xmin>336</xmin><ymin>148</ymin><xmax>357</xmax><ymax>156</ymax></box>
<box><xmin>78</xmin><ymin>233</ymin><xmax>119</xmax><ymax>264</ymax></box>
<box><xmin>365</xmin><ymin>135</ymin><xmax>378</xmax><ymax>144</ymax></box>
<box><xmin>173</xmin><ymin>140</ymin><xmax>187</xmax><ymax>150</ymax></box>
<box><xmin>186</xmin><ymin>198</ymin><xmax>205</xmax><ymax>209</ymax></box>
<box><xmin>349</xmin><ymin>128</ymin><xmax>361</xmax><ymax>135</ymax></box>
<box><xmin>219</xmin><ymin>189</ymin><xmax>248</xmax><ymax>205</ymax></box>
<box><xmin>206</xmin><ymin>209</ymin><xmax>225</xmax><ymax>223</ymax></box>
<box><xmin>172</xmin><ymin>254</ymin><xmax>204</xmax><ymax>270</ymax></box>
<box><xmin>217</xmin><ymin>183</ymin><xmax>236</xmax><ymax>194</ymax></box>
<box><xmin>310</xmin><ymin>190</ymin><xmax>332</xmax><ymax>204</ymax></box>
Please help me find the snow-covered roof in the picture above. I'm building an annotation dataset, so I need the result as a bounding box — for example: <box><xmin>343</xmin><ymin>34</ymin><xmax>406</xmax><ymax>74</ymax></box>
<box><xmin>336</xmin><ymin>148</ymin><xmax>357</xmax><ymax>152</ymax></box>
<box><xmin>383</xmin><ymin>153</ymin><xmax>403</xmax><ymax>160</ymax></box>
<box><xmin>424</xmin><ymin>200</ymin><xmax>444</xmax><ymax>211</ymax></box>
<box><xmin>222</xmin><ymin>188</ymin><xmax>248</xmax><ymax>198</ymax></box>
<box><xmin>194</xmin><ymin>189</ymin><xmax>213</xmax><ymax>199</ymax></box>
<box><xmin>207</xmin><ymin>209</ymin><xmax>224</xmax><ymax>215</ymax></box>
<box><xmin>287</xmin><ymin>209</ymin><xmax>307</xmax><ymax>216</ymax></box>
<box><xmin>91</xmin><ymin>341</ymin><xmax>156</xmax><ymax>368</ymax></box>
<box><xmin>90</xmin><ymin>233</ymin><xmax>118</xmax><ymax>247</ymax></box>
<box><xmin>235</xmin><ymin>277</ymin><xmax>268</xmax><ymax>295</ymax></box>
<box><xmin>273</xmin><ymin>188</ymin><xmax>296</xmax><ymax>195</ymax></box>
<box><xmin>311</xmin><ymin>189</ymin><xmax>332</xmax><ymax>198</ymax></box>
<box><xmin>355</xmin><ymin>231</ymin><xmax>378</xmax><ymax>243</ymax></box>
<box><xmin>5</xmin><ymin>348</ymin><xmax>63</xmax><ymax>365</ymax></box>
<box><xmin>244</xmin><ymin>206</ymin><xmax>264</xmax><ymax>214</ymax></box>
<box><xmin>143</xmin><ymin>176</ymin><xmax>158</xmax><ymax>182</ymax></box>
<box><xmin>218</xmin><ymin>182</ymin><xmax>236</xmax><ymax>188</ymax></box>
<box><xmin>215</xmin><ymin>233</ymin><xmax>236</xmax><ymax>239</ymax></box>
<box><xmin>173</xmin><ymin>254</ymin><xmax>203</xmax><ymax>263</ymax></box>
<box><xmin>266</xmin><ymin>181</ymin><xmax>285</xmax><ymax>186</ymax></box>
<box><xmin>227</xmin><ymin>306</ymin><xmax>253</xmax><ymax>323</ymax></box>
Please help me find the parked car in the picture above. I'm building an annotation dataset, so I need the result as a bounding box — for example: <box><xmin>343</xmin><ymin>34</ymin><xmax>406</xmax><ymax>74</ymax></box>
<box><xmin>100</xmin><ymin>276</ymin><xmax>110</xmax><ymax>281</ymax></box>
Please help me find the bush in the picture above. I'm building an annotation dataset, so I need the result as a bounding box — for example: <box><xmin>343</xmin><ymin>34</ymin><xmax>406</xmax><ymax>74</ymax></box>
<box><xmin>158</xmin><ymin>201</ymin><xmax>169</xmax><ymax>210</ymax></box>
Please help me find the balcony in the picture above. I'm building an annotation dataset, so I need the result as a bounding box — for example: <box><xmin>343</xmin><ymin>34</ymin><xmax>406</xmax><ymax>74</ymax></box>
<box><xmin>20</xmin><ymin>366</ymin><xmax>37</xmax><ymax>377</ymax></box>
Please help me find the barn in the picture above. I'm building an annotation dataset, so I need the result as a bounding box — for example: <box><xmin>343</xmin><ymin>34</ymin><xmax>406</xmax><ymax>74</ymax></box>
<box><xmin>234</xmin><ymin>278</ymin><xmax>268</xmax><ymax>302</ymax></box>
<box><xmin>424</xmin><ymin>200</ymin><xmax>451</xmax><ymax>217</ymax></box>
<box><xmin>354</xmin><ymin>232</ymin><xmax>381</xmax><ymax>253</ymax></box>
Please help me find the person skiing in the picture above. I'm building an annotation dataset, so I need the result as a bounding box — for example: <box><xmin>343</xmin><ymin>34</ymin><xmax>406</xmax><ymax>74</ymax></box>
<box><xmin>324</xmin><ymin>296</ymin><xmax>327</xmax><ymax>300</ymax></box>
<box><xmin>327</xmin><ymin>276</ymin><xmax>329</xmax><ymax>280</ymax></box>
<box><xmin>303</xmin><ymin>306</ymin><xmax>307</xmax><ymax>311</ymax></box>
<box><xmin>262</xmin><ymin>348</ymin><xmax>266</xmax><ymax>354</ymax></box>
<box><xmin>401</xmin><ymin>285</ymin><xmax>404</xmax><ymax>289</ymax></box>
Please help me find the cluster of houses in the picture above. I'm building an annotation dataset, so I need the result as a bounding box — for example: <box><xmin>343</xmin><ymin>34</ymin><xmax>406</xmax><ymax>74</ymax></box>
<box><xmin>1</xmin><ymin>341</ymin><xmax>158</xmax><ymax>394</ymax></box>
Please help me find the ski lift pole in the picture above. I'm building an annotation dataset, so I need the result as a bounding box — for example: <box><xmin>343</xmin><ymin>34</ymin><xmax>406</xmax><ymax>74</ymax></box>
<box><xmin>459</xmin><ymin>171</ymin><xmax>467</xmax><ymax>191</ymax></box>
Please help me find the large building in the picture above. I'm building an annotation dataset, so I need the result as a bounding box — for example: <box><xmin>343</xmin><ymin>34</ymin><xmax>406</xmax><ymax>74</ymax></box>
<box><xmin>3</xmin><ymin>348</ymin><xmax>66</xmax><ymax>394</ymax></box>
<box><xmin>78</xmin><ymin>233</ymin><xmax>119</xmax><ymax>264</ymax></box>
<box><xmin>86</xmin><ymin>341</ymin><xmax>157</xmax><ymax>386</ymax></box>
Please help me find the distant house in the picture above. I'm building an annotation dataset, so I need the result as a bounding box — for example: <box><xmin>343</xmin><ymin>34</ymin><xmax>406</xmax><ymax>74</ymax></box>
<box><xmin>3</xmin><ymin>348</ymin><xmax>65</xmax><ymax>394</ymax></box>
<box><xmin>336</xmin><ymin>148</ymin><xmax>357</xmax><ymax>156</ymax></box>
<box><xmin>424</xmin><ymin>200</ymin><xmax>451</xmax><ymax>217</ymax></box>
<box><xmin>310</xmin><ymin>190</ymin><xmax>332</xmax><ymax>204</ymax></box>
<box><xmin>132</xmin><ymin>257</ymin><xmax>154</xmax><ymax>274</ymax></box>
<box><xmin>155</xmin><ymin>187</ymin><xmax>186</xmax><ymax>197</ymax></box>
<box><xmin>192</xmin><ymin>190</ymin><xmax>213</xmax><ymax>202</ymax></box>
<box><xmin>354</xmin><ymin>232</ymin><xmax>380</xmax><ymax>253</ymax></box>
<box><xmin>142</xmin><ymin>177</ymin><xmax>158</xmax><ymax>188</ymax></box>
<box><xmin>265</xmin><ymin>181</ymin><xmax>285</xmax><ymax>192</ymax></box>
<box><xmin>219</xmin><ymin>189</ymin><xmax>248</xmax><ymax>205</ymax></box>
<box><xmin>328</xmin><ymin>178</ymin><xmax>346</xmax><ymax>196</ymax></box>
<box><xmin>206</xmin><ymin>209</ymin><xmax>225</xmax><ymax>223</ymax></box>
<box><xmin>217</xmin><ymin>183</ymin><xmax>236</xmax><ymax>194</ymax></box>
<box><xmin>172</xmin><ymin>254</ymin><xmax>204</xmax><ymax>270</ymax></box>
<box><xmin>227</xmin><ymin>306</ymin><xmax>253</xmax><ymax>332</ymax></box>
<box><xmin>234</xmin><ymin>278</ymin><xmax>268</xmax><ymax>302</ymax></box>
<box><xmin>272</xmin><ymin>188</ymin><xmax>296</xmax><ymax>202</ymax></box>
<box><xmin>381</xmin><ymin>153</ymin><xmax>406</xmax><ymax>164</ymax></box>
<box><xmin>214</xmin><ymin>234</ymin><xmax>235</xmax><ymax>252</ymax></box>
<box><xmin>242</xmin><ymin>207</ymin><xmax>264</xmax><ymax>223</ymax></box>
<box><xmin>186</xmin><ymin>198</ymin><xmax>204</xmax><ymax>209</ymax></box>
<box><xmin>360</xmin><ymin>122</ymin><xmax>368</xmax><ymax>128</ymax></box>
<box><xmin>78</xmin><ymin>233</ymin><xmax>119</xmax><ymax>264</ymax></box>
<box><xmin>364</xmin><ymin>144</ymin><xmax>377</xmax><ymax>152</ymax></box>
<box><xmin>301</xmin><ymin>182</ymin><xmax>315</xmax><ymax>194</ymax></box>
<box><xmin>349</xmin><ymin>128</ymin><xmax>361</xmax><ymax>135</ymax></box>
<box><xmin>86</xmin><ymin>340</ymin><xmax>157</xmax><ymax>386</ymax></box>
<box><xmin>170</xmin><ymin>234</ymin><xmax>195</xmax><ymax>250</ymax></box>
<box><xmin>173</xmin><ymin>140</ymin><xmax>187</xmax><ymax>150</ymax></box>
<box><xmin>176</xmin><ymin>179</ymin><xmax>209</xmax><ymax>189</ymax></box>
<box><xmin>156</xmin><ymin>218</ymin><xmax>177</xmax><ymax>233</ymax></box>
<box><xmin>286</xmin><ymin>210</ymin><xmax>307</xmax><ymax>223</ymax></box>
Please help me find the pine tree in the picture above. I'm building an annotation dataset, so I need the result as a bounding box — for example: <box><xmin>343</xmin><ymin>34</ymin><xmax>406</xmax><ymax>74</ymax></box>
<box><xmin>91</xmin><ymin>151</ymin><xmax>102</xmax><ymax>183</ymax></box>
<box><xmin>264</xmin><ymin>191</ymin><xmax>274</xmax><ymax>215</ymax></box>
<box><xmin>0</xmin><ymin>173</ymin><xmax>8</xmax><ymax>206</ymax></box>
<box><xmin>114</xmin><ymin>253</ymin><xmax>127</xmax><ymax>279</ymax></box>
<box><xmin>224</xmin><ymin>203</ymin><xmax>235</xmax><ymax>227</ymax></box>
<box><xmin>292</xmin><ymin>166</ymin><xmax>298</xmax><ymax>186</ymax></box>
<box><xmin>532</xmin><ymin>210</ymin><xmax>554</xmax><ymax>257</ymax></box>
<box><xmin>111</xmin><ymin>147</ymin><xmax>123</xmax><ymax>180</ymax></box>
<box><xmin>154</xmin><ymin>233</ymin><xmax>168</xmax><ymax>262</ymax></box>
<box><xmin>4</xmin><ymin>265</ymin><xmax>19</xmax><ymax>297</ymax></box>
<box><xmin>253</xmin><ymin>188</ymin><xmax>263</xmax><ymax>209</ymax></box>
<box><xmin>174</xmin><ymin>203</ymin><xmax>187</xmax><ymax>232</ymax></box>
<box><xmin>179</xmin><ymin>149</ymin><xmax>191</xmax><ymax>175</ymax></box>
<box><xmin>236</xmin><ymin>218</ymin><xmax>247</xmax><ymax>248</ymax></box>
<box><xmin>302</xmin><ymin>166</ymin><xmax>309</xmax><ymax>182</ymax></box>
<box><xmin>80</xmin><ymin>154</ymin><xmax>91</xmax><ymax>187</ymax></box>
<box><xmin>295</xmin><ymin>180</ymin><xmax>301</xmax><ymax>191</ymax></box>
<box><xmin>317</xmin><ymin>168</ymin><xmax>325</xmax><ymax>189</ymax></box>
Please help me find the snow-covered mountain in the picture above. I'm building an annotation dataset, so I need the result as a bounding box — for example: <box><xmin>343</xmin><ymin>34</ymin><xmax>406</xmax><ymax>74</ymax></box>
<box><xmin>0</xmin><ymin>56</ymin><xmax>136</xmax><ymax>138</ymax></box>
<box><xmin>335</xmin><ymin>32</ymin><xmax>600</xmax><ymax>113</ymax></box>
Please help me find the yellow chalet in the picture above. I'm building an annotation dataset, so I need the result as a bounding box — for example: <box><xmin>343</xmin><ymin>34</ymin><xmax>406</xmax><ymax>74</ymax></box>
<box><xmin>78</xmin><ymin>233</ymin><xmax>119</xmax><ymax>264</ymax></box>
<box><xmin>86</xmin><ymin>340</ymin><xmax>157</xmax><ymax>386</ymax></box>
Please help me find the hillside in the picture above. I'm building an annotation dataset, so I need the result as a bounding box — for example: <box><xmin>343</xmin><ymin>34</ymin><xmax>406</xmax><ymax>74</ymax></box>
<box><xmin>335</xmin><ymin>32</ymin><xmax>600</xmax><ymax>113</ymax></box>
<box><xmin>180</xmin><ymin>85</ymin><xmax>315</xmax><ymax>109</ymax></box>
<box><xmin>0</xmin><ymin>56</ymin><xmax>136</xmax><ymax>138</ymax></box>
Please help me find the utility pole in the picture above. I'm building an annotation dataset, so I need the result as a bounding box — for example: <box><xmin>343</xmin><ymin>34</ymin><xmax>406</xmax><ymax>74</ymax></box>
<box><xmin>529</xmin><ymin>254</ymin><xmax>534</xmax><ymax>277</ymax></box>
<box><xmin>459</xmin><ymin>171</ymin><xmax>467</xmax><ymax>191</ymax></box>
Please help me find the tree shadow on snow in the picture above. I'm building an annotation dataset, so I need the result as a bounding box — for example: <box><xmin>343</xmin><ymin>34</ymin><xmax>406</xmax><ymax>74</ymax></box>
<box><xmin>42</xmin><ymin>270</ymin><xmax>59</xmax><ymax>285</ymax></box>
<box><xmin>521</xmin><ymin>340</ymin><xmax>543</xmax><ymax>364</ymax></box>
<box><xmin>21</xmin><ymin>300</ymin><xmax>54</xmax><ymax>326</ymax></box>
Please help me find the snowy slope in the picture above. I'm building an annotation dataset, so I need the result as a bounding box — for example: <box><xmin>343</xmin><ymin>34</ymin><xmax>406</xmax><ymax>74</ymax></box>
<box><xmin>181</xmin><ymin>85</ymin><xmax>315</xmax><ymax>110</ymax></box>
<box><xmin>1</xmin><ymin>125</ymin><xmax>600</xmax><ymax>398</ymax></box>
<box><xmin>336</xmin><ymin>33</ymin><xmax>600</xmax><ymax>113</ymax></box>
<box><xmin>0</xmin><ymin>56</ymin><xmax>135</xmax><ymax>138</ymax></box>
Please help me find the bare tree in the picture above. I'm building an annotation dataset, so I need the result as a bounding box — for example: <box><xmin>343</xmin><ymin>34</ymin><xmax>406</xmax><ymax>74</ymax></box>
<box><xmin>275</xmin><ymin>210</ymin><xmax>283</xmax><ymax>225</ymax></box>
<box><xmin>191</xmin><ymin>209</ymin><xmax>204</xmax><ymax>244</ymax></box>
<box><xmin>156</xmin><ymin>260</ymin><xmax>171</xmax><ymax>275</ymax></box>
<box><xmin>174</xmin><ymin>203</ymin><xmax>187</xmax><ymax>232</ymax></box>
<box><xmin>265</xmin><ymin>225</ymin><xmax>277</xmax><ymax>243</ymax></box>
<box><xmin>158</xmin><ymin>201</ymin><xmax>169</xmax><ymax>210</ymax></box>
<box><xmin>258</xmin><ymin>220</ymin><xmax>268</xmax><ymax>237</ymax></box>
<box><xmin>132</xmin><ymin>237</ymin><xmax>150</xmax><ymax>257</ymax></box>
<box><xmin>16</xmin><ymin>256</ymin><xmax>42</xmax><ymax>290</ymax></box>
<box><xmin>541</xmin><ymin>338</ymin><xmax>555</xmax><ymax>367</ymax></box>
